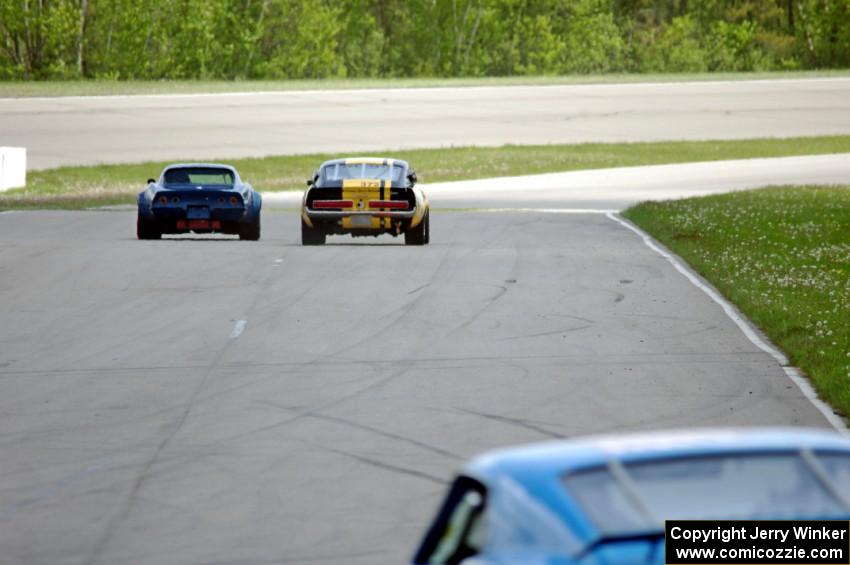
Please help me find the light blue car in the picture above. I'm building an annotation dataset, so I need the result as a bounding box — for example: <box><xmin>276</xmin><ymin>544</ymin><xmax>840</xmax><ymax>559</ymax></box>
<box><xmin>413</xmin><ymin>428</ymin><xmax>850</xmax><ymax>565</ymax></box>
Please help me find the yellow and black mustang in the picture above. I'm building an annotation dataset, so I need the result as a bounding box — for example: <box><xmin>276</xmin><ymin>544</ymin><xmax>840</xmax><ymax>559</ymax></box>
<box><xmin>300</xmin><ymin>157</ymin><xmax>429</xmax><ymax>245</ymax></box>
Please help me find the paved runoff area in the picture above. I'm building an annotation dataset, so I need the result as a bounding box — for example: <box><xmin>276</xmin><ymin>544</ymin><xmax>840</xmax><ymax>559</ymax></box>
<box><xmin>2</xmin><ymin>77</ymin><xmax>850</xmax><ymax>170</ymax></box>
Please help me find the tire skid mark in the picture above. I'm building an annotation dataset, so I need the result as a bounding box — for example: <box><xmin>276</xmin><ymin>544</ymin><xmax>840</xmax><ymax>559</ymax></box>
<box><xmin>0</xmin><ymin>363</ymin><xmax>210</xmax><ymax>376</ymax></box>
<box><xmin>447</xmin><ymin>226</ymin><xmax>521</xmax><ymax>336</ymax></box>
<box><xmin>84</xmin><ymin>247</ymin><xmax>290</xmax><ymax>565</ymax></box>
<box><xmin>195</xmin><ymin>370</ymin><xmax>378</xmax><ymax>406</ymax></box>
<box><xmin>245</xmin><ymin>399</ymin><xmax>462</xmax><ymax>461</ymax></box>
<box><xmin>172</xmin><ymin>242</ymin><xmax>458</xmax><ymax>444</ymax></box>
<box><xmin>320</xmin><ymin>238</ymin><xmax>459</xmax><ymax>359</ymax></box>
<box><xmin>456</xmin><ymin>407</ymin><xmax>566</xmax><ymax>440</ymax></box>
<box><xmin>306</xmin><ymin>443</ymin><xmax>446</xmax><ymax>486</ymax></box>
<box><xmin>201</xmin><ymin>366</ymin><xmax>414</xmax><ymax>448</ymax></box>
<box><xmin>0</xmin><ymin>400</ymin><xmax>194</xmax><ymax>448</ymax></box>
<box><xmin>497</xmin><ymin>322</ymin><xmax>594</xmax><ymax>341</ymax></box>
<box><xmin>321</xmin><ymin>216</ymin><xmax>494</xmax><ymax>358</ymax></box>
<box><xmin>0</xmin><ymin>454</ymin><xmax>130</xmax><ymax>519</ymax></box>
<box><xmin>207</xmin><ymin>349</ymin><xmax>772</xmax><ymax>371</ymax></box>
<box><xmin>305</xmin><ymin>412</ymin><xmax>463</xmax><ymax>461</ymax></box>
<box><xmin>86</xmin><ymin>348</ymin><xmax>231</xmax><ymax>565</ymax></box>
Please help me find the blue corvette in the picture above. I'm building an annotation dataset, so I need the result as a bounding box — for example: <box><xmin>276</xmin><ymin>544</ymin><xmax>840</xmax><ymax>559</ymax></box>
<box><xmin>413</xmin><ymin>428</ymin><xmax>850</xmax><ymax>565</ymax></box>
<box><xmin>137</xmin><ymin>163</ymin><xmax>262</xmax><ymax>240</ymax></box>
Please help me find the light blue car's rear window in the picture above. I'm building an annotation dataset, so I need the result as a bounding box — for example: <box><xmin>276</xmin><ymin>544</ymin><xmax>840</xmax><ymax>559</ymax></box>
<box><xmin>564</xmin><ymin>453</ymin><xmax>850</xmax><ymax>535</ymax></box>
<box><xmin>816</xmin><ymin>452</ymin><xmax>850</xmax><ymax>498</ymax></box>
<box><xmin>627</xmin><ymin>454</ymin><xmax>844</xmax><ymax>520</ymax></box>
<box><xmin>563</xmin><ymin>467</ymin><xmax>647</xmax><ymax>533</ymax></box>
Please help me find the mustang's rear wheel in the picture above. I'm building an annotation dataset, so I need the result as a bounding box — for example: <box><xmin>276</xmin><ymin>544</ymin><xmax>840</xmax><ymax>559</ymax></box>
<box><xmin>239</xmin><ymin>215</ymin><xmax>261</xmax><ymax>241</ymax></box>
<box><xmin>301</xmin><ymin>217</ymin><xmax>326</xmax><ymax>245</ymax></box>
<box><xmin>137</xmin><ymin>212</ymin><xmax>161</xmax><ymax>240</ymax></box>
<box><xmin>405</xmin><ymin>212</ymin><xmax>429</xmax><ymax>246</ymax></box>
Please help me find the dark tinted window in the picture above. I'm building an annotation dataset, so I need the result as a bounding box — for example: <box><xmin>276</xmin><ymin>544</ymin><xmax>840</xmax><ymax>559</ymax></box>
<box><xmin>164</xmin><ymin>167</ymin><xmax>234</xmax><ymax>186</ymax></box>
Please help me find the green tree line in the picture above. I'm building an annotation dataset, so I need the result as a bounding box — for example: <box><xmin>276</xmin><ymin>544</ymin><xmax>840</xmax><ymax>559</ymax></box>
<box><xmin>1</xmin><ymin>0</ymin><xmax>849</xmax><ymax>80</ymax></box>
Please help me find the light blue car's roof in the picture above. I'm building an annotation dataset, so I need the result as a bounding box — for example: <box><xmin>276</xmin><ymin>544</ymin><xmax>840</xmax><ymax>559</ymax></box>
<box><xmin>463</xmin><ymin>428</ymin><xmax>850</xmax><ymax>553</ymax></box>
<box><xmin>467</xmin><ymin>428</ymin><xmax>850</xmax><ymax>480</ymax></box>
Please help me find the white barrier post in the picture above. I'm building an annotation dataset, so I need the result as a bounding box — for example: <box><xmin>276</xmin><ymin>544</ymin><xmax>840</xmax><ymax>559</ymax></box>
<box><xmin>0</xmin><ymin>147</ymin><xmax>26</xmax><ymax>191</ymax></box>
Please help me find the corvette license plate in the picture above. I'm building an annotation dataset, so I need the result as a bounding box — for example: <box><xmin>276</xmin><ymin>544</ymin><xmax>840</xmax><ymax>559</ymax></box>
<box><xmin>187</xmin><ymin>206</ymin><xmax>210</xmax><ymax>220</ymax></box>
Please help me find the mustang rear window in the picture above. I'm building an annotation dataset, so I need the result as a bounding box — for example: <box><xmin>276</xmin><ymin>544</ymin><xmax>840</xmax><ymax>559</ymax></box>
<box><xmin>323</xmin><ymin>163</ymin><xmax>403</xmax><ymax>182</ymax></box>
<box><xmin>563</xmin><ymin>452</ymin><xmax>850</xmax><ymax>535</ymax></box>
<box><xmin>164</xmin><ymin>168</ymin><xmax>234</xmax><ymax>186</ymax></box>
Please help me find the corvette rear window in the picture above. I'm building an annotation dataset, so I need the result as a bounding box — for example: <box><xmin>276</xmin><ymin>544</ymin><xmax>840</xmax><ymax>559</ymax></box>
<box><xmin>164</xmin><ymin>168</ymin><xmax>234</xmax><ymax>186</ymax></box>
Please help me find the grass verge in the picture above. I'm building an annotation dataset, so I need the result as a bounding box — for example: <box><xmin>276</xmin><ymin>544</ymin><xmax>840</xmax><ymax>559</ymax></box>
<box><xmin>623</xmin><ymin>186</ymin><xmax>850</xmax><ymax>418</ymax></box>
<box><xmin>3</xmin><ymin>135</ymin><xmax>850</xmax><ymax>210</ymax></box>
<box><xmin>1</xmin><ymin>71</ymin><xmax>848</xmax><ymax>98</ymax></box>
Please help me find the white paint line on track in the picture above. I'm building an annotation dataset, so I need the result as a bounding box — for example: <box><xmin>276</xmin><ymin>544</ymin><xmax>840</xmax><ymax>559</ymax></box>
<box><xmin>2</xmin><ymin>77</ymin><xmax>848</xmax><ymax>103</ymax></box>
<box><xmin>606</xmin><ymin>212</ymin><xmax>848</xmax><ymax>435</ymax></box>
<box><xmin>229</xmin><ymin>319</ymin><xmax>247</xmax><ymax>340</ymax></box>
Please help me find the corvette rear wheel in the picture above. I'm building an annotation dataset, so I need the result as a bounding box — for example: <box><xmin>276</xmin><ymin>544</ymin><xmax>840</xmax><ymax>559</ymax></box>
<box><xmin>239</xmin><ymin>215</ymin><xmax>261</xmax><ymax>241</ymax></box>
<box><xmin>405</xmin><ymin>212</ymin><xmax>429</xmax><ymax>246</ymax></box>
<box><xmin>137</xmin><ymin>212</ymin><xmax>161</xmax><ymax>240</ymax></box>
<box><xmin>301</xmin><ymin>217</ymin><xmax>326</xmax><ymax>245</ymax></box>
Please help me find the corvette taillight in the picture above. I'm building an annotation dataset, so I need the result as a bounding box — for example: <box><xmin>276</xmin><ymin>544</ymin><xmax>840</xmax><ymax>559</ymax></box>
<box><xmin>230</xmin><ymin>196</ymin><xmax>239</xmax><ymax>205</ymax></box>
<box><xmin>158</xmin><ymin>195</ymin><xmax>168</xmax><ymax>204</ymax></box>
<box><xmin>172</xmin><ymin>196</ymin><xmax>180</xmax><ymax>203</ymax></box>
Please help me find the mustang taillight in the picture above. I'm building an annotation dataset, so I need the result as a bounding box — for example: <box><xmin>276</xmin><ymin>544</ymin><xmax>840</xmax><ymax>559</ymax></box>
<box><xmin>229</xmin><ymin>196</ymin><xmax>239</xmax><ymax>205</ymax></box>
<box><xmin>313</xmin><ymin>200</ymin><xmax>353</xmax><ymax>209</ymax></box>
<box><xmin>158</xmin><ymin>195</ymin><xmax>168</xmax><ymax>204</ymax></box>
<box><xmin>368</xmin><ymin>200</ymin><xmax>408</xmax><ymax>210</ymax></box>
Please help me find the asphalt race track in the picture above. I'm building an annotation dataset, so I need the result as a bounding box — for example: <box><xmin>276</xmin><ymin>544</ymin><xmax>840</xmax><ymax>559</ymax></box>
<box><xmin>0</xmin><ymin>207</ymin><xmax>839</xmax><ymax>564</ymax></box>
<box><xmin>3</xmin><ymin>77</ymin><xmax>850</xmax><ymax>170</ymax></box>
<box><xmin>1</xmin><ymin>80</ymin><xmax>850</xmax><ymax>564</ymax></box>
